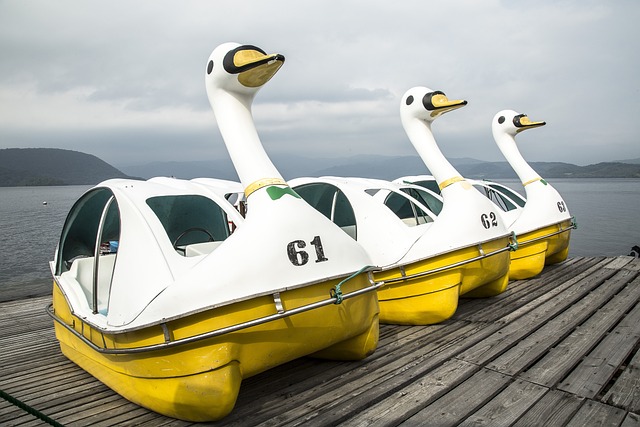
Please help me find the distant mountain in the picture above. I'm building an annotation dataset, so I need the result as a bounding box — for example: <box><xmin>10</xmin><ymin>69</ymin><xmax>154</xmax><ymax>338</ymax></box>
<box><xmin>3</xmin><ymin>148</ymin><xmax>638</xmax><ymax>187</ymax></box>
<box><xmin>309</xmin><ymin>157</ymin><xmax>640</xmax><ymax>180</ymax></box>
<box><xmin>120</xmin><ymin>154</ymin><xmax>486</xmax><ymax>181</ymax></box>
<box><xmin>120</xmin><ymin>154</ymin><xmax>640</xmax><ymax>181</ymax></box>
<box><xmin>616</xmin><ymin>157</ymin><xmax>640</xmax><ymax>165</ymax></box>
<box><xmin>0</xmin><ymin>148</ymin><xmax>131</xmax><ymax>186</ymax></box>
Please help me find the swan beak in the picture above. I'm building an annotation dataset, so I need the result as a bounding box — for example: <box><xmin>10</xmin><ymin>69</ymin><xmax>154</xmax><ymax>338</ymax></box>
<box><xmin>224</xmin><ymin>45</ymin><xmax>285</xmax><ymax>88</ymax></box>
<box><xmin>514</xmin><ymin>114</ymin><xmax>546</xmax><ymax>133</ymax></box>
<box><xmin>424</xmin><ymin>91</ymin><xmax>468</xmax><ymax>118</ymax></box>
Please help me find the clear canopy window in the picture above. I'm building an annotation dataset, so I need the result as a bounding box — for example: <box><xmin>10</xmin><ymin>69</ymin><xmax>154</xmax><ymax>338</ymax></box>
<box><xmin>55</xmin><ymin>188</ymin><xmax>120</xmax><ymax>275</ymax></box>
<box><xmin>414</xmin><ymin>179</ymin><xmax>441</xmax><ymax>195</ymax></box>
<box><xmin>383</xmin><ymin>192</ymin><xmax>433</xmax><ymax>226</ymax></box>
<box><xmin>146</xmin><ymin>195</ymin><xmax>231</xmax><ymax>250</ymax></box>
<box><xmin>294</xmin><ymin>183</ymin><xmax>357</xmax><ymax>238</ymax></box>
<box><xmin>487</xmin><ymin>183</ymin><xmax>526</xmax><ymax>208</ymax></box>
<box><xmin>400</xmin><ymin>187</ymin><xmax>443</xmax><ymax>216</ymax></box>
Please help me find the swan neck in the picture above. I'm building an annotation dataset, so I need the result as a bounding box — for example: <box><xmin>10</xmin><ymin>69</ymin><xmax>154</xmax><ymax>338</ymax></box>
<box><xmin>494</xmin><ymin>132</ymin><xmax>540</xmax><ymax>186</ymax></box>
<box><xmin>210</xmin><ymin>90</ymin><xmax>283</xmax><ymax>190</ymax></box>
<box><xmin>405</xmin><ymin>119</ymin><xmax>462</xmax><ymax>186</ymax></box>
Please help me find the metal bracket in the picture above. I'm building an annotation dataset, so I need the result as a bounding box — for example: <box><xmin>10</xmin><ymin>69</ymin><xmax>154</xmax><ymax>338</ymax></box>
<box><xmin>273</xmin><ymin>292</ymin><xmax>285</xmax><ymax>314</ymax></box>
<box><xmin>399</xmin><ymin>265</ymin><xmax>407</xmax><ymax>278</ymax></box>
<box><xmin>161</xmin><ymin>323</ymin><xmax>172</xmax><ymax>343</ymax></box>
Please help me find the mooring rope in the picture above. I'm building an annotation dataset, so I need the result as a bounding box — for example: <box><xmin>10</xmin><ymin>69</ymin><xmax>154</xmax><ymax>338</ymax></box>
<box><xmin>331</xmin><ymin>265</ymin><xmax>374</xmax><ymax>304</ymax></box>
<box><xmin>0</xmin><ymin>388</ymin><xmax>65</xmax><ymax>427</ymax></box>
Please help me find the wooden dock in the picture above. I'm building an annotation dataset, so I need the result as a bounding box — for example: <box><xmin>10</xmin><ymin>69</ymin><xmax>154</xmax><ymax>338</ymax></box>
<box><xmin>1</xmin><ymin>256</ymin><xmax>639</xmax><ymax>426</ymax></box>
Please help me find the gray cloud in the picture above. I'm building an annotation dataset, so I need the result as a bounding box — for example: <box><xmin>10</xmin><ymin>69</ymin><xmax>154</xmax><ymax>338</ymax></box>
<box><xmin>1</xmin><ymin>0</ymin><xmax>638</xmax><ymax>168</ymax></box>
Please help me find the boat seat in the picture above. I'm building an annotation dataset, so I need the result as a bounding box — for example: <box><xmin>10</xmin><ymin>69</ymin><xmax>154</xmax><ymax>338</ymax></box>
<box><xmin>401</xmin><ymin>217</ymin><xmax>429</xmax><ymax>226</ymax></box>
<box><xmin>340</xmin><ymin>225</ymin><xmax>357</xmax><ymax>240</ymax></box>
<box><xmin>184</xmin><ymin>241</ymin><xmax>224</xmax><ymax>257</ymax></box>
<box><xmin>67</xmin><ymin>254</ymin><xmax>116</xmax><ymax>314</ymax></box>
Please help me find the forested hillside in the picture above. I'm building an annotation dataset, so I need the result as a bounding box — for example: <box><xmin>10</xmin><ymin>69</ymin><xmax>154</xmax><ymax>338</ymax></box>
<box><xmin>0</xmin><ymin>148</ymin><xmax>130</xmax><ymax>186</ymax></box>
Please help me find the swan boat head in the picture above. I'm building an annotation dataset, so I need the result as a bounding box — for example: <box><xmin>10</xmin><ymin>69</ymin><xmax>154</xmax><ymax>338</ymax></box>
<box><xmin>400</xmin><ymin>87</ymin><xmax>468</xmax><ymax>194</ymax></box>
<box><xmin>399</xmin><ymin>87</ymin><xmax>511</xmax><ymax>251</ymax></box>
<box><xmin>492</xmin><ymin>109</ymin><xmax>546</xmax><ymax>189</ymax></box>
<box><xmin>492</xmin><ymin>109</ymin><xmax>572</xmax><ymax>232</ymax></box>
<box><xmin>205</xmin><ymin>43</ymin><xmax>286</xmax><ymax>196</ymax></box>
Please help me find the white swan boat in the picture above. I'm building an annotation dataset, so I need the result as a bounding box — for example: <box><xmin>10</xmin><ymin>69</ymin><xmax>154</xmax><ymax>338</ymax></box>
<box><xmin>48</xmin><ymin>43</ymin><xmax>380</xmax><ymax>422</ymax></box>
<box><xmin>486</xmin><ymin>110</ymin><xmax>575</xmax><ymax>278</ymax></box>
<box><xmin>401</xmin><ymin>110</ymin><xmax>576</xmax><ymax>279</ymax></box>
<box><xmin>292</xmin><ymin>88</ymin><xmax>514</xmax><ymax>325</ymax></box>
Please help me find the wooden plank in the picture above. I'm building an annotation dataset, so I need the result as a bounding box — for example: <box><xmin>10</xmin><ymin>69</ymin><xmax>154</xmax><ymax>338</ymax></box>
<box><xmin>604</xmin><ymin>256</ymin><xmax>636</xmax><ymax>270</ymax></box>
<box><xmin>225</xmin><ymin>322</ymin><xmax>500</xmax><ymax>426</ymax></box>
<box><xmin>0</xmin><ymin>257</ymin><xmax>637</xmax><ymax>427</ymax></box>
<box><xmin>455</xmin><ymin>379</ymin><xmax>547</xmax><ymax>427</ymax></box>
<box><xmin>17</xmin><ymin>389</ymin><xmax>118</xmax><ymax>426</ymax></box>
<box><xmin>331</xmin><ymin>359</ymin><xmax>482</xmax><ymax>427</ymax></box>
<box><xmin>457</xmin><ymin>266</ymin><xmax>620</xmax><ymax>367</ymax></box>
<box><xmin>511</xmin><ymin>389</ymin><xmax>584</xmax><ymax>427</ymax></box>
<box><xmin>623</xmin><ymin>258</ymin><xmax>640</xmax><ymax>272</ymax></box>
<box><xmin>521</xmin><ymin>274</ymin><xmax>639</xmax><ymax>387</ymax></box>
<box><xmin>558</xmin><ymin>301</ymin><xmax>640</xmax><ymax>399</ymax></box>
<box><xmin>399</xmin><ymin>368</ymin><xmax>512</xmax><ymax>427</ymax></box>
<box><xmin>231</xmin><ymin>324</ymin><xmax>437</xmax><ymax>409</ymax></box>
<box><xmin>621</xmin><ymin>412</ymin><xmax>640</xmax><ymax>427</ymax></box>
<box><xmin>462</xmin><ymin>257</ymin><xmax>605</xmax><ymax>323</ymax></box>
<box><xmin>564</xmin><ymin>400</ymin><xmax>626</xmax><ymax>427</ymax></box>
<box><xmin>488</xmin><ymin>276</ymin><xmax>640</xmax><ymax>376</ymax></box>
<box><xmin>603</xmin><ymin>346</ymin><xmax>640</xmax><ymax>412</ymax></box>
<box><xmin>53</xmin><ymin>396</ymin><xmax>137</xmax><ymax>426</ymax></box>
<box><xmin>497</xmin><ymin>260</ymin><xmax>620</xmax><ymax>325</ymax></box>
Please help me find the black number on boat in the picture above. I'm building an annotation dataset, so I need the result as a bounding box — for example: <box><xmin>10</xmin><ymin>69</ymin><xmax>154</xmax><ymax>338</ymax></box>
<box><xmin>310</xmin><ymin>235</ymin><xmax>328</xmax><ymax>263</ymax></box>
<box><xmin>557</xmin><ymin>201</ymin><xmax>567</xmax><ymax>213</ymax></box>
<box><xmin>287</xmin><ymin>240</ymin><xmax>309</xmax><ymax>266</ymax></box>
<box><xmin>287</xmin><ymin>236</ymin><xmax>329</xmax><ymax>266</ymax></box>
<box><xmin>480</xmin><ymin>212</ymin><xmax>498</xmax><ymax>229</ymax></box>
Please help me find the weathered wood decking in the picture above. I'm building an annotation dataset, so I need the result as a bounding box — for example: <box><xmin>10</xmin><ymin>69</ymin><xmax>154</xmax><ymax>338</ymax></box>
<box><xmin>1</xmin><ymin>256</ymin><xmax>639</xmax><ymax>426</ymax></box>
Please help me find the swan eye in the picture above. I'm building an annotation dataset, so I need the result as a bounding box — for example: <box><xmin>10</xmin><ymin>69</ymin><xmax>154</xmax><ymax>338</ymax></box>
<box><xmin>207</xmin><ymin>60</ymin><xmax>214</xmax><ymax>74</ymax></box>
<box><xmin>406</xmin><ymin>95</ymin><xmax>414</xmax><ymax>105</ymax></box>
<box><xmin>498</xmin><ymin>116</ymin><xmax>505</xmax><ymax>124</ymax></box>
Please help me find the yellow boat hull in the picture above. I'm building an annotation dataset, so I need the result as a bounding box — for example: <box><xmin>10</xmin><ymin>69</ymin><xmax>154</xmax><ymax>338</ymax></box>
<box><xmin>51</xmin><ymin>274</ymin><xmax>379</xmax><ymax>422</ymax></box>
<box><xmin>509</xmin><ymin>219</ymin><xmax>573</xmax><ymax>280</ymax></box>
<box><xmin>375</xmin><ymin>236</ymin><xmax>511</xmax><ymax>325</ymax></box>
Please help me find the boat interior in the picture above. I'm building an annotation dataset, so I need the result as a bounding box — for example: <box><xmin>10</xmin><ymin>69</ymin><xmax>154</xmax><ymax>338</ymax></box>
<box><xmin>54</xmin><ymin>186</ymin><xmax>235</xmax><ymax>316</ymax></box>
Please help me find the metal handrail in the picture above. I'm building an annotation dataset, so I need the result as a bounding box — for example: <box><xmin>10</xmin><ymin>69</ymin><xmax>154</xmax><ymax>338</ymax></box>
<box><xmin>92</xmin><ymin>196</ymin><xmax>115</xmax><ymax>314</ymax></box>
<box><xmin>381</xmin><ymin>240</ymin><xmax>515</xmax><ymax>286</ymax></box>
<box><xmin>46</xmin><ymin>273</ymin><xmax>383</xmax><ymax>355</ymax></box>
<box><xmin>515</xmin><ymin>218</ymin><xmax>576</xmax><ymax>248</ymax></box>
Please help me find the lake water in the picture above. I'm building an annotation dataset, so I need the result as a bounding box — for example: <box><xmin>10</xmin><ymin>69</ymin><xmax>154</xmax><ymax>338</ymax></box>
<box><xmin>1</xmin><ymin>179</ymin><xmax>639</xmax><ymax>302</ymax></box>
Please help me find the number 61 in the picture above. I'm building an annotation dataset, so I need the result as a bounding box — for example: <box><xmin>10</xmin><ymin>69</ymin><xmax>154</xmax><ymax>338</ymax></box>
<box><xmin>287</xmin><ymin>236</ymin><xmax>329</xmax><ymax>266</ymax></box>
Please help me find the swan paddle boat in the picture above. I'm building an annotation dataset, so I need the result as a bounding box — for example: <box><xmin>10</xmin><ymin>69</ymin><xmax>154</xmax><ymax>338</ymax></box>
<box><xmin>394</xmin><ymin>87</ymin><xmax>516</xmax><ymax>292</ymax></box>
<box><xmin>484</xmin><ymin>110</ymin><xmax>575</xmax><ymax>278</ymax></box>
<box><xmin>291</xmin><ymin>88</ymin><xmax>513</xmax><ymax>325</ymax></box>
<box><xmin>48</xmin><ymin>42</ymin><xmax>380</xmax><ymax>422</ymax></box>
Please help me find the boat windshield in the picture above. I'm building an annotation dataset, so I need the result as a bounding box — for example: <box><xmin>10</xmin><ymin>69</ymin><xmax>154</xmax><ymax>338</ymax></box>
<box><xmin>400</xmin><ymin>187</ymin><xmax>443</xmax><ymax>216</ymax></box>
<box><xmin>383</xmin><ymin>191</ymin><xmax>433</xmax><ymax>226</ymax></box>
<box><xmin>55</xmin><ymin>188</ymin><xmax>120</xmax><ymax>275</ymax></box>
<box><xmin>414</xmin><ymin>179</ymin><xmax>441</xmax><ymax>195</ymax></box>
<box><xmin>487</xmin><ymin>183</ymin><xmax>526</xmax><ymax>208</ymax></box>
<box><xmin>55</xmin><ymin>187</ymin><xmax>120</xmax><ymax>315</ymax></box>
<box><xmin>146</xmin><ymin>195</ymin><xmax>231</xmax><ymax>253</ymax></box>
<box><xmin>294</xmin><ymin>183</ymin><xmax>357</xmax><ymax>240</ymax></box>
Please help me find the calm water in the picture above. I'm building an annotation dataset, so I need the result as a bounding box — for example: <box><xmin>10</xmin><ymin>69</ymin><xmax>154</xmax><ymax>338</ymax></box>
<box><xmin>1</xmin><ymin>179</ymin><xmax>639</xmax><ymax>301</ymax></box>
<box><xmin>0</xmin><ymin>185</ymin><xmax>91</xmax><ymax>301</ymax></box>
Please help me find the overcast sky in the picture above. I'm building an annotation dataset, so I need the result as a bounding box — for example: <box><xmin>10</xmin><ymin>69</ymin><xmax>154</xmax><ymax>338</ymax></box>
<box><xmin>1</xmin><ymin>1</ymin><xmax>638</xmax><ymax>168</ymax></box>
